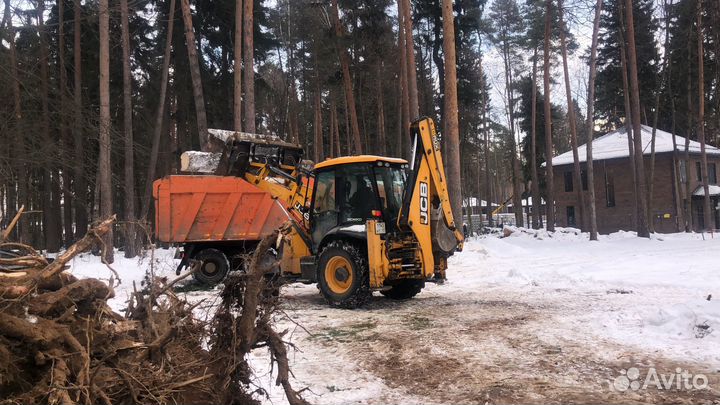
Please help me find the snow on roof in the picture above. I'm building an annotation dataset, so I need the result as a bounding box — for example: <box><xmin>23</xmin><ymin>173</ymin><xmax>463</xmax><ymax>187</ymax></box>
<box><xmin>507</xmin><ymin>196</ymin><xmax>546</xmax><ymax>207</ymax></box>
<box><xmin>692</xmin><ymin>185</ymin><xmax>720</xmax><ymax>196</ymax></box>
<box><xmin>549</xmin><ymin>125</ymin><xmax>720</xmax><ymax>166</ymax></box>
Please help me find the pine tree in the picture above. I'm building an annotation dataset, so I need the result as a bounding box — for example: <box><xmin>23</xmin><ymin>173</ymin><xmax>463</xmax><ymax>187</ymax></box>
<box><xmin>98</xmin><ymin>0</ymin><xmax>114</xmax><ymax>262</ymax></box>
<box><xmin>442</xmin><ymin>0</ymin><xmax>463</xmax><ymax>223</ymax></box>
<box><xmin>120</xmin><ymin>0</ymin><xmax>137</xmax><ymax>258</ymax></box>
<box><xmin>489</xmin><ymin>0</ymin><xmax>524</xmax><ymax>227</ymax></box>
<box><xmin>596</xmin><ymin>0</ymin><xmax>659</xmax><ymax>128</ymax></box>
<box><xmin>585</xmin><ymin>0</ymin><xmax>603</xmax><ymax>240</ymax></box>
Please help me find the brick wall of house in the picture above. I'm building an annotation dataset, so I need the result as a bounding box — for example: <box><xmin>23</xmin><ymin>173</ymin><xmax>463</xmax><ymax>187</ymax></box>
<box><xmin>552</xmin><ymin>153</ymin><xmax>720</xmax><ymax>234</ymax></box>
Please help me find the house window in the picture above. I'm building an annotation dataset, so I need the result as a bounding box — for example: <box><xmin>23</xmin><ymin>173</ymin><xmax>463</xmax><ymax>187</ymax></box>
<box><xmin>696</xmin><ymin>162</ymin><xmax>702</xmax><ymax>182</ymax></box>
<box><xmin>709</xmin><ymin>163</ymin><xmax>717</xmax><ymax>184</ymax></box>
<box><xmin>564</xmin><ymin>171</ymin><xmax>573</xmax><ymax>192</ymax></box>
<box><xmin>567</xmin><ymin>206</ymin><xmax>576</xmax><ymax>227</ymax></box>
<box><xmin>679</xmin><ymin>160</ymin><xmax>687</xmax><ymax>183</ymax></box>
<box><xmin>605</xmin><ymin>172</ymin><xmax>615</xmax><ymax>207</ymax></box>
<box><xmin>581</xmin><ymin>170</ymin><xmax>588</xmax><ymax>191</ymax></box>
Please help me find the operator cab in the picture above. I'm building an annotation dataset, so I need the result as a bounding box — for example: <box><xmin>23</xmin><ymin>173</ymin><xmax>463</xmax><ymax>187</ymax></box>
<box><xmin>310</xmin><ymin>156</ymin><xmax>408</xmax><ymax>250</ymax></box>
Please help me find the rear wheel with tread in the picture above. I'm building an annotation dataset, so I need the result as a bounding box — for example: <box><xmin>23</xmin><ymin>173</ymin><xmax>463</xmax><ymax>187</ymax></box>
<box><xmin>317</xmin><ymin>241</ymin><xmax>371</xmax><ymax>309</ymax></box>
<box><xmin>193</xmin><ymin>248</ymin><xmax>230</xmax><ymax>285</ymax></box>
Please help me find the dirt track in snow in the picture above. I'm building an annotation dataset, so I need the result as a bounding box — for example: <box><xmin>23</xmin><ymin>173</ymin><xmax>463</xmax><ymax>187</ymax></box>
<box><xmin>275</xmin><ymin>282</ymin><xmax>720</xmax><ymax>405</ymax></box>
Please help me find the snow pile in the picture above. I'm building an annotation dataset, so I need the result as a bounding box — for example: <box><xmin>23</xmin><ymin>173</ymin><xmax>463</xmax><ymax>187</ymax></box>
<box><xmin>456</xmin><ymin>227</ymin><xmax>720</xmax><ymax>366</ymax></box>
<box><xmin>502</xmin><ymin>225</ymin><xmax>584</xmax><ymax>240</ymax></box>
<box><xmin>67</xmin><ymin>249</ymin><xmax>181</xmax><ymax>313</ymax></box>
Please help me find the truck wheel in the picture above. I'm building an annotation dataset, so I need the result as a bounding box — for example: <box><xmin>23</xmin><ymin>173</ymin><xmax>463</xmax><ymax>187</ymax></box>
<box><xmin>317</xmin><ymin>241</ymin><xmax>371</xmax><ymax>309</ymax></box>
<box><xmin>380</xmin><ymin>280</ymin><xmax>425</xmax><ymax>300</ymax></box>
<box><xmin>193</xmin><ymin>248</ymin><xmax>230</xmax><ymax>285</ymax></box>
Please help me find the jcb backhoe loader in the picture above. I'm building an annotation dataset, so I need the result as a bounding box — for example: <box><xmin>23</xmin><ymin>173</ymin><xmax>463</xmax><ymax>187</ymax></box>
<box><xmin>154</xmin><ymin>117</ymin><xmax>463</xmax><ymax>308</ymax></box>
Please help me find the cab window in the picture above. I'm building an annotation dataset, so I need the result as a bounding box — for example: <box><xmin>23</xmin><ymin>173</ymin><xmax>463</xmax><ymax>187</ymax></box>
<box><xmin>313</xmin><ymin>171</ymin><xmax>336</xmax><ymax>214</ymax></box>
<box><xmin>312</xmin><ymin>170</ymin><xmax>338</xmax><ymax>244</ymax></box>
<box><xmin>337</xmin><ymin>165</ymin><xmax>376</xmax><ymax>223</ymax></box>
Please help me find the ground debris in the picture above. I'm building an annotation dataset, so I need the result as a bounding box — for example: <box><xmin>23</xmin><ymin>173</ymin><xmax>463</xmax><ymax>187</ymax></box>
<box><xmin>0</xmin><ymin>220</ymin><xmax>308</xmax><ymax>405</ymax></box>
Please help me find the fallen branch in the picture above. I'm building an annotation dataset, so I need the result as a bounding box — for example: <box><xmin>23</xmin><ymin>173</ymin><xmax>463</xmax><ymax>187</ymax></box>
<box><xmin>38</xmin><ymin>216</ymin><xmax>116</xmax><ymax>282</ymax></box>
<box><xmin>266</xmin><ymin>326</ymin><xmax>310</xmax><ymax>405</ymax></box>
<box><xmin>0</xmin><ymin>205</ymin><xmax>24</xmax><ymax>243</ymax></box>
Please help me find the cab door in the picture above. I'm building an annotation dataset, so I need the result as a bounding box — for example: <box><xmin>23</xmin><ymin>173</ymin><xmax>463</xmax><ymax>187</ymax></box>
<box><xmin>310</xmin><ymin>164</ymin><xmax>379</xmax><ymax>249</ymax></box>
<box><xmin>311</xmin><ymin>170</ymin><xmax>338</xmax><ymax>246</ymax></box>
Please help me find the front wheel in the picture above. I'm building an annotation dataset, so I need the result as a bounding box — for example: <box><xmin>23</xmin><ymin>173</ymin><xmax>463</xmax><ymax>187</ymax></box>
<box><xmin>380</xmin><ymin>280</ymin><xmax>425</xmax><ymax>300</ymax></box>
<box><xmin>317</xmin><ymin>241</ymin><xmax>371</xmax><ymax>309</ymax></box>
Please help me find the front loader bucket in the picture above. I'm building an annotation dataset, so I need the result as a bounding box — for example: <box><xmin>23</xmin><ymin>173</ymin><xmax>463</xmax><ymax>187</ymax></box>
<box><xmin>207</xmin><ymin>128</ymin><xmax>304</xmax><ymax>177</ymax></box>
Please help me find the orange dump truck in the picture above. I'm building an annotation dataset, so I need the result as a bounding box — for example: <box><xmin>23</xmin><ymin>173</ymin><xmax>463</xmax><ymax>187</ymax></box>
<box><xmin>153</xmin><ymin>175</ymin><xmax>292</xmax><ymax>283</ymax></box>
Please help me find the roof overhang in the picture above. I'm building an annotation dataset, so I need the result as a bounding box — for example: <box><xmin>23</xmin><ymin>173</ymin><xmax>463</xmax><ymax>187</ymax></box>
<box><xmin>692</xmin><ymin>185</ymin><xmax>720</xmax><ymax>197</ymax></box>
<box><xmin>314</xmin><ymin>155</ymin><xmax>408</xmax><ymax>170</ymax></box>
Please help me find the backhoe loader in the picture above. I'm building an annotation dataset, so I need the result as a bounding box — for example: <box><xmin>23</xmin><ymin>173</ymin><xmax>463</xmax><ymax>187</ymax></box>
<box><xmin>154</xmin><ymin>117</ymin><xmax>464</xmax><ymax>308</ymax></box>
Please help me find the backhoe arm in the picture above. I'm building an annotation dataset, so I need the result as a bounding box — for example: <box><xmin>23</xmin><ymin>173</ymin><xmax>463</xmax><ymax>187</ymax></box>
<box><xmin>398</xmin><ymin>117</ymin><xmax>464</xmax><ymax>278</ymax></box>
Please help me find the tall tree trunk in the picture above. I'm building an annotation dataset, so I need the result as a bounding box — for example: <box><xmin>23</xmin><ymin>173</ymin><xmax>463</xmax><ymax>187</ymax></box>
<box><xmin>624</xmin><ymin>0</ymin><xmax>650</xmax><ymax>237</ymax></box>
<box><xmin>120</xmin><ymin>0</ymin><xmax>137</xmax><ymax>258</ymax></box>
<box><xmin>558</xmin><ymin>0</ymin><xmax>584</xmax><ymax>231</ymax></box>
<box><xmin>333</xmin><ymin>100</ymin><xmax>341</xmax><ymax>156</ymax></box>
<box><xmin>696</xmin><ymin>0</ymin><xmax>712</xmax><ymax>230</ymax></box>
<box><xmin>38</xmin><ymin>0</ymin><xmax>61</xmax><ymax>252</ymax></box>
<box><xmin>329</xmin><ymin>98</ymin><xmax>336</xmax><ymax>158</ymax></box>
<box><xmin>482</xmin><ymin>72</ymin><xmax>492</xmax><ymax>227</ymax></box>
<box><xmin>313</xmin><ymin>86</ymin><xmax>324</xmax><ymax>162</ymax></box>
<box><xmin>180</xmin><ymin>0</ymin><xmax>209</xmax><ymax>149</ymax></box>
<box><xmin>330</xmin><ymin>0</ymin><xmax>362</xmax><ymax>154</ymax></box>
<box><xmin>98</xmin><ymin>0</ymin><xmax>114</xmax><ymax>263</ymax></box>
<box><xmin>289</xmin><ymin>80</ymin><xmax>300</xmax><ymax>144</ymax></box>
<box><xmin>500</xmin><ymin>25</ymin><xmax>523</xmax><ymax>227</ymax></box>
<box><xmin>243</xmin><ymin>0</ymin><xmax>255</xmax><ymax>132</ymax></box>
<box><xmin>72</xmin><ymin>0</ymin><xmax>87</xmax><ymax>240</ymax></box>
<box><xmin>399</xmin><ymin>0</ymin><xmax>419</xmax><ymax>121</ymax></box>
<box><xmin>683</xmin><ymin>28</ymin><xmax>694</xmax><ymax>232</ymax></box>
<box><xmin>141</xmin><ymin>0</ymin><xmax>176</xmax><ymax>220</ymax></box>
<box><xmin>618</xmin><ymin>4</ymin><xmax>639</xmax><ymax>232</ymax></box>
<box><xmin>7</xmin><ymin>0</ymin><xmax>28</xmax><ymax>242</ymax></box>
<box><xmin>542</xmin><ymin>0</ymin><xmax>555</xmax><ymax>231</ymax></box>
<box><xmin>58</xmin><ymin>0</ymin><xmax>73</xmax><ymax>246</ymax></box>
<box><xmin>234</xmin><ymin>0</ymin><xmax>242</xmax><ymax>132</ymax></box>
<box><xmin>432</xmin><ymin>0</ymin><xmax>445</xmax><ymax>131</ymax></box>
<box><xmin>530</xmin><ymin>49</ymin><xmax>541</xmax><ymax>230</ymax></box>
<box><xmin>665</xmin><ymin>0</ymin><xmax>683</xmax><ymax>231</ymax></box>
<box><xmin>647</xmin><ymin>0</ymin><xmax>673</xmax><ymax>233</ymax></box>
<box><xmin>585</xmin><ymin>0</ymin><xmax>603</xmax><ymax>240</ymax></box>
<box><xmin>398</xmin><ymin>14</ymin><xmax>409</xmax><ymax>158</ymax></box>
<box><xmin>441</xmin><ymin>0</ymin><xmax>462</xmax><ymax>224</ymax></box>
<box><xmin>4</xmin><ymin>13</ymin><xmax>14</xmax><ymax>228</ymax></box>
<box><xmin>376</xmin><ymin>63</ymin><xmax>387</xmax><ymax>156</ymax></box>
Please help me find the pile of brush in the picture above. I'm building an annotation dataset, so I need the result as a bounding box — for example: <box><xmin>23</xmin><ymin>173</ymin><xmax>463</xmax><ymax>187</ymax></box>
<box><xmin>0</xmin><ymin>210</ymin><xmax>308</xmax><ymax>405</ymax></box>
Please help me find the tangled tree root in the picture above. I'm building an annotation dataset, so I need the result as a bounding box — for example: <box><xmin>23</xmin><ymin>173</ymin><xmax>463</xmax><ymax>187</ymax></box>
<box><xmin>0</xmin><ymin>217</ymin><xmax>309</xmax><ymax>405</ymax></box>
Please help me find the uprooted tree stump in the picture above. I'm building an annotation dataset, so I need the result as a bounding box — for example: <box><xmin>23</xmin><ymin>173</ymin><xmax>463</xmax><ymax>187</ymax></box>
<box><xmin>0</xmin><ymin>219</ymin><xmax>309</xmax><ymax>405</ymax></box>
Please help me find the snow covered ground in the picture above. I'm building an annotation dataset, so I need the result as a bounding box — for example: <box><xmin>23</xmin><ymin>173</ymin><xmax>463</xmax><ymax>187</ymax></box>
<box><xmin>68</xmin><ymin>228</ymin><xmax>720</xmax><ymax>404</ymax></box>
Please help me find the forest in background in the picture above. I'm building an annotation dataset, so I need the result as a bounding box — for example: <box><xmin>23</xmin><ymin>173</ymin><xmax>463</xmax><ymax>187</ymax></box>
<box><xmin>1</xmin><ymin>0</ymin><xmax>719</xmax><ymax>261</ymax></box>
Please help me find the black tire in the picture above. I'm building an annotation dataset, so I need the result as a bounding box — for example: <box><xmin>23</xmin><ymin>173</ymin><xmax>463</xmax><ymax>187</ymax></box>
<box><xmin>381</xmin><ymin>279</ymin><xmax>425</xmax><ymax>300</ymax></box>
<box><xmin>317</xmin><ymin>240</ymin><xmax>371</xmax><ymax>309</ymax></box>
<box><xmin>193</xmin><ymin>248</ymin><xmax>230</xmax><ymax>285</ymax></box>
